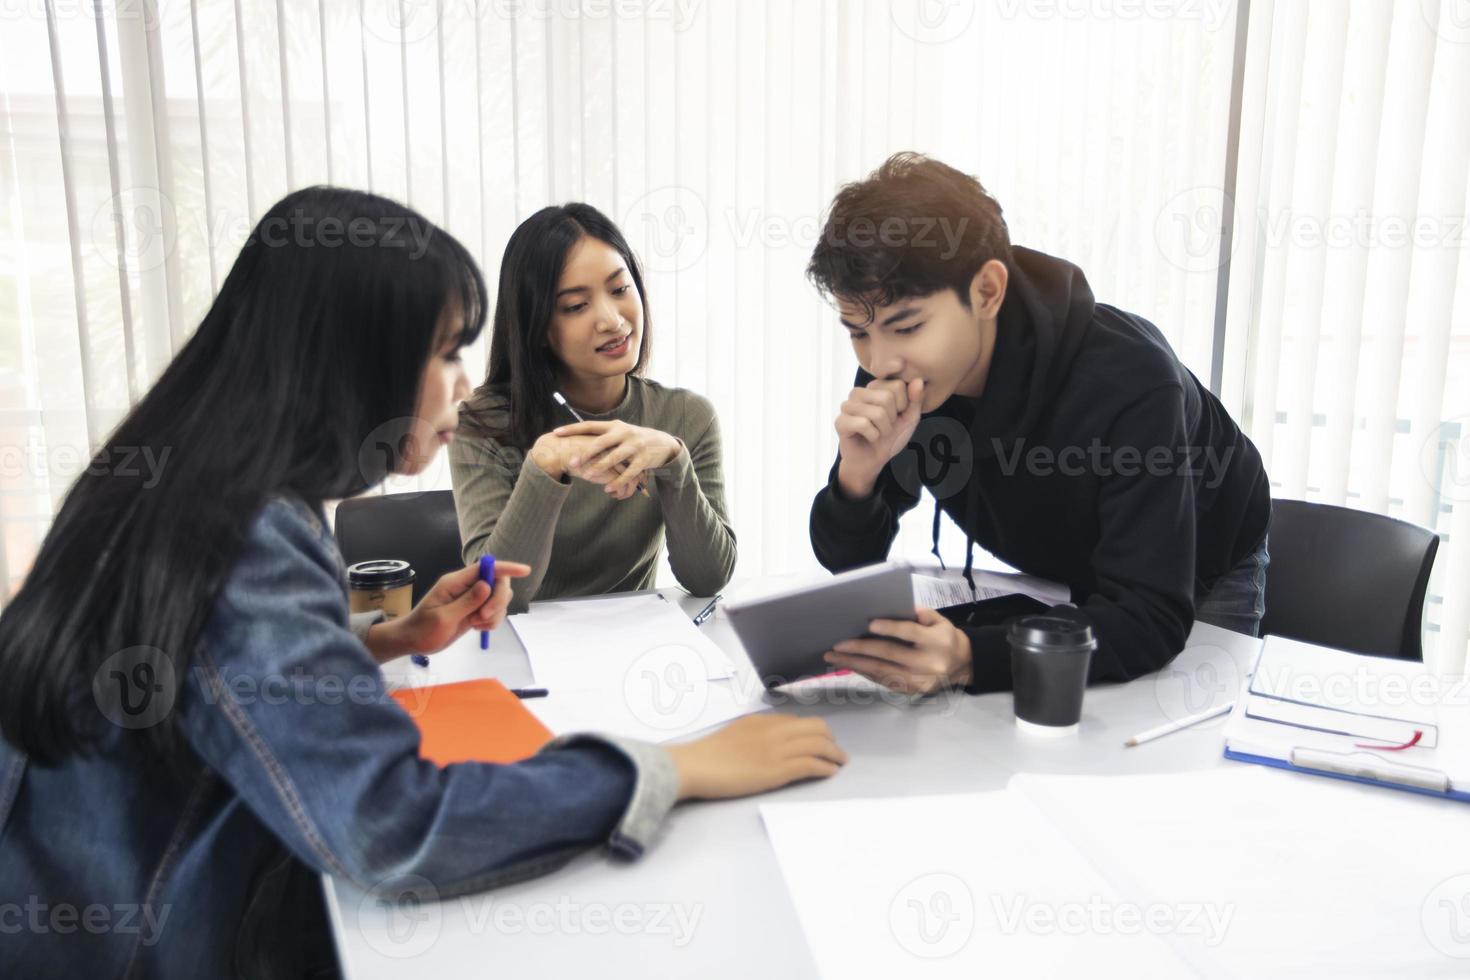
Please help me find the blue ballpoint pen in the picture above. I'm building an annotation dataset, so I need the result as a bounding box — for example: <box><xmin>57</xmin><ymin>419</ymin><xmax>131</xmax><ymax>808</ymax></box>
<box><xmin>416</xmin><ymin>555</ymin><xmax>495</xmax><ymax>665</ymax></box>
<box><xmin>479</xmin><ymin>554</ymin><xmax>496</xmax><ymax>650</ymax></box>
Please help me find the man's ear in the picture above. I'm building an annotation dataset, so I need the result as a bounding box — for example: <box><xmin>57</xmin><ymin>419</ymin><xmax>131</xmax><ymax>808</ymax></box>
<box><xmin>968</xmin><ymin>259</ymin><xmax>1008</xmax><ymax>320</ymax></box>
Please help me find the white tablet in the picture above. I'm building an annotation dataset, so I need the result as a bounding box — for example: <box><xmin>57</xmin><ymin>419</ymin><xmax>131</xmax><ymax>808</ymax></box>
<box><xmin>724</xmin><ymin>561</ymin><xmax>916</xmax><ymax>689</ymax></box>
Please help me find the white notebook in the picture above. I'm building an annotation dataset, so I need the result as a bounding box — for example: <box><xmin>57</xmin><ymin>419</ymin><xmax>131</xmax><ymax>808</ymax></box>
<box><xmin>1223</xmin><ymin>634</ymin><xmax>1469</xmax><ymax>800</ymax></box>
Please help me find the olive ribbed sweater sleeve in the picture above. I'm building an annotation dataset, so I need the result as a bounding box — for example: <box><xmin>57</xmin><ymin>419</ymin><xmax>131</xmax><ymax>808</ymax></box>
<box><xmin>449</xmin><ymin>432</ymin><xmax>570</xmax><ymax>610</ymax></box>
<box><xmin>653</xmin><ymin>403</ymin><xmax>736</xmax><ymax>597</ymax></box>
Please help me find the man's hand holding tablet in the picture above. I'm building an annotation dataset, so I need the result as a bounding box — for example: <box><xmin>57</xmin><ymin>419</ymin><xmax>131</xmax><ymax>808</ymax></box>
<box><xmin>727</xmin><ymin>563</ymin><xmax>948</xmax><ymax>690</ymax></box>
<box><xmin>823</xmin><ymin>605</ymin><xmax>973</xmax><ymax>695</ymax></box>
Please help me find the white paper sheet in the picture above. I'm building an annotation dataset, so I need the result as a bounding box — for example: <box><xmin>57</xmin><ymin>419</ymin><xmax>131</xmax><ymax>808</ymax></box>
<box><xmin>911</xmin><ymin>573</ymin><xmax>1013</xmax><ymax>609</ymax></box>
<box><xmin>760</xmin><ymin>791</ymin><xmax>1192</xmax><ymax>979</ymax></box>
<box><xmin>1011</xmin><ymin>767</ymin><xmax>1469</xmax><ymax>977</ymax></box>
<box><xmin>911</xmin><ymin>568</ymin><xmax>1070</xmax><ymax>610</ymax></box>
<box><xmin>523</xmin><ymin>671</ymin><xmax>768</xmax><ymax>744</ymax></box>
<box><xmin>509</xmin><ymin>593</ymin><xmax>766</xmax><ymax>742</ymax></box>
<box><xmin>762</xmin><ymin>767</ymin><xmax>1468</xmax><ymax>979</ymax></box>
<box><xmin>511</xmin><ymin>593</ymin><xmax>734</xmax><ymax>682</ymax></box>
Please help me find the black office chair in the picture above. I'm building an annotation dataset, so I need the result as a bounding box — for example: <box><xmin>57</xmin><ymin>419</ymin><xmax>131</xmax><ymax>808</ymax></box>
<box><xmin>334</xmin><ymin>490</ymin><xmax>464</xmax><ymax>605</ymax></box>
<box><xmin>1261</xmin><ymin>498</ymin><xmax>1439</xmax><ymax>661</ymax></box>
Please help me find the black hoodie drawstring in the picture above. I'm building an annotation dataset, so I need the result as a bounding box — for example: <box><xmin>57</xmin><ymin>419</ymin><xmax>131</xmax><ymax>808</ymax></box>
<box><xmin>929</xmin><ymin>493</ymin><xmax>979</xmax><ymax>598</ymax></box>
<box><xmin>930</xmin><ymin>499</ymin><xmax>946</xmax><ymax>570</ymax></box>
<box><xmin>962</xmin><ymin>475</ymin><xmax>980</xmax><ymax>595</ymax></box>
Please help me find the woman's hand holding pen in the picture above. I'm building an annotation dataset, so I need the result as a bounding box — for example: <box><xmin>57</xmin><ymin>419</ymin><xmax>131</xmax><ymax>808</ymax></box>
<box><xmin>529</xmin><ymin>432</ymin><xmax>601</xmax><ymax>482</ymax></box>
<box><xmin>363</xmin><ymin>561</ymin><xmax>531</xmax><ymax>664</ymax></box>
<box><xmin>529</xmin><ymin>431</ymin><xmax>644</xmax><ymax>498</ymax></box>
<box><xmin>554</xmin><ymin>419</ymin><xmax>681</xmax><ymax>500</ymax></box>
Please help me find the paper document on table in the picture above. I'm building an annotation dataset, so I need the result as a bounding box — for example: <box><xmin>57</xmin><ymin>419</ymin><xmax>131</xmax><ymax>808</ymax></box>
<box><xmin>760</xmin><ymin>790</ymin><xmax>1193</xmax><ymax>979</ymax></box>
<box><xmin>1009</xmin><ymin>767</ymin><xmax>1465</xmax><ymax>977</ymax></box>
<box><xmin>911</xmin><ymin>569</ymin><xmax>1068</xmax><ymax>610</ymax></box>
<box><xmin>511</xmin><ymin>593</ymin><xmax>733</xmax><ymax>681</ymax></box>
<box><xmin>523</xmin><ymin>673</ymin><xmax>766</xmax><ymax>744</ymax></box>
<box><xmin>911</xmin><ymin>573</ymin><xmax>1011</xmax><ymax>609</ymax></box>
<box><xmin>762</xmin><ymin>767</ymin><xmax>1464</xmax><ymax>979</ymax></box>
<box><xmin>509</xmin><ymin>593</ymin><xmax>763</xmax><ymax>743</ymax></box>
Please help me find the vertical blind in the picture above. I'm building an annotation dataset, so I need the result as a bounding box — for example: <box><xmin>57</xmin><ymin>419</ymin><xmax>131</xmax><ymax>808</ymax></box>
<box><xmin>1</xmin><ymin>0</ymin><xmax>1464</xmax><ymax>672</ymax></box>
<box><xmin>1220</xmin><ymin>0</ymin><xmax>1470</xmax><ymax>673</ymax></box>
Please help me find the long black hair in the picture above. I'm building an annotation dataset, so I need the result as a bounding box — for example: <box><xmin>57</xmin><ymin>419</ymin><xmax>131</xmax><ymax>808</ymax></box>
<box><xmin>463</xmin><ymin>203</ymin><xmax>651</xmax><ymax>450</ymax></box>
<box><xmin>0</xmin><ymin>187</ymin><xmax>486</xmax><ymax>764</ymax></box>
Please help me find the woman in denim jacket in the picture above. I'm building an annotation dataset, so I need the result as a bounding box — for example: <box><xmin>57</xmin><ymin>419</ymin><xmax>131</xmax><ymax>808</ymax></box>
<box><xmin>0</xmin><ymin>188</ymin><xmax>846</xmax><ymax>978</ymax></box>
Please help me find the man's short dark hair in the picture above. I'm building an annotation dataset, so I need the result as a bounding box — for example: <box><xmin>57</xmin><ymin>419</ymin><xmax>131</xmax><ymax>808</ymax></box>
<box><xmin>807</xmin><ymin>152</ymin><xmax>1012</xmax><ymax>325</ymax></box>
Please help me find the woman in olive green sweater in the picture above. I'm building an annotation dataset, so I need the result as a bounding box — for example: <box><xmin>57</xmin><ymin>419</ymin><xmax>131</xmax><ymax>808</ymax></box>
<box><xmin>451</xmin><ymin>203</ymin><xmax>736</xmax><ymax>613</ymax></box>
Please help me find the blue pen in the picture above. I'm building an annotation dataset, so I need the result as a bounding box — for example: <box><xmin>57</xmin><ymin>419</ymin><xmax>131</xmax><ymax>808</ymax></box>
<box><xmin>479</xmin><ymin>554</ymin><xmax>496</xmax><ymax>649</ymax></box>
<box><xmin>411</xmin><ymin>578</ymin><xmax>430</xmax><ymax>667</ymax></box>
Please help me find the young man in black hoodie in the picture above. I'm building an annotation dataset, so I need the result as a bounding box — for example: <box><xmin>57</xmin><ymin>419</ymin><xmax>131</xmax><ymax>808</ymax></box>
<box><xmin>810</xmin><ymin>153</ymin><xmax>1271</xmax><ymax>696</ymax></box>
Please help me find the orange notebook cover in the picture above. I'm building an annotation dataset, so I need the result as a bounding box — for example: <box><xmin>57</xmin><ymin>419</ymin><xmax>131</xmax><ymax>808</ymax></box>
<box><xmin>390</xmin><ymin>679</ymin><xmax>553</xmax><ymax>766</ymax></box>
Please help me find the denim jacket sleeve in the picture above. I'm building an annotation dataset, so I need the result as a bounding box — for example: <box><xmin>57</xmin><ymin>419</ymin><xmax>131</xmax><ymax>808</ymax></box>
<box><xmin>176</xmin><ymin>495</ymin><xmax>679</xmax><ymax>897</ymax></box>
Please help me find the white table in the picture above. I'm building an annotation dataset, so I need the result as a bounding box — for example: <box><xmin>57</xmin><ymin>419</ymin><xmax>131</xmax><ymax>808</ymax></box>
<box><xmin>320</xmin><ymin>591</ymin><xmax>1396</xmax><ymax>978</ymax></box>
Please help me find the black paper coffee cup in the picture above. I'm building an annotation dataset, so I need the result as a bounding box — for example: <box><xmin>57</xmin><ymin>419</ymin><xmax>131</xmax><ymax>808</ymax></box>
<box><xmin>1008</xmin><ymin>614</ymin><xmax>1096</xmax><ymax>734</ymax></box>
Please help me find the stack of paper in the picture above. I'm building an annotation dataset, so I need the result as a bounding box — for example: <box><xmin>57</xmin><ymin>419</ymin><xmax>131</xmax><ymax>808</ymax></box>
<box><xmin>1224</xmin><ymin>635</ymin><xmax>1469</xmax><ymax>798</ymax></box>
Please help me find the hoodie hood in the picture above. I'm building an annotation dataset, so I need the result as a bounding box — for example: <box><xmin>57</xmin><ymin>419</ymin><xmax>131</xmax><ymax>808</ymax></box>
<box><xmin>936</xmin><ymin>246</ymin><xmax>1097</xmax><ymax>590</ymax></box>
<box><xmin>967</xmin><ymin>246</ymin><xmax>1097</xmax><ymax>458</ymax></box>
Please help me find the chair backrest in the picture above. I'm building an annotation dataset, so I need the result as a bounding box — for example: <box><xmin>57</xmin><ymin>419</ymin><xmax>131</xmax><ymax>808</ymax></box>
<box><xmin>1260</xmin><ymin>498</ymin><xmax>1439</xmax><ymax>661</ymax></box>
<box><xmin>333</xmin><ymin>490</ymin><xmax>463</xmax><ymax>605</ymax></box>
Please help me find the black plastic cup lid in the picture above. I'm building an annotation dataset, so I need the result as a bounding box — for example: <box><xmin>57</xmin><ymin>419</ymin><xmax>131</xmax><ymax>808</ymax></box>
<box><xmin>347</xmin><ymin>559</ymin><xmax>416</xmax><ymax>589</ymax></box>
<box><xmin>1007</xmin><ymin>614</ymin><xmax>1096</xmax><ymax>653</ymax></box>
